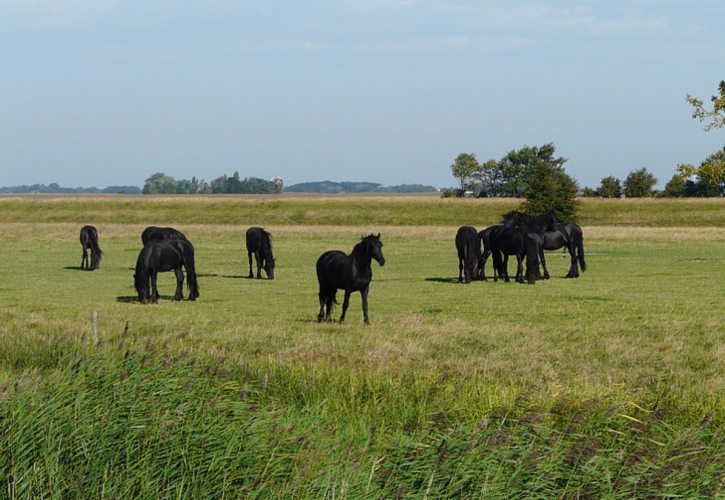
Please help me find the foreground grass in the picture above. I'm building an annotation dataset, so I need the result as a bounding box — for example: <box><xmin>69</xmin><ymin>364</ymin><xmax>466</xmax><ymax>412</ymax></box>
<box><xmin>0</xmin><ymin>197</ymin><xmax>723</xmax><ymax>496</ymax></box>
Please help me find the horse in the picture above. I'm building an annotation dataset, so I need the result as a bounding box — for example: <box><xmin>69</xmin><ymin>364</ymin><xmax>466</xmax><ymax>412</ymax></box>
<box><xmin>490</xmin><ymin>211</ymin><xmax>554</xmax><ymax>284</ymax></box>
<box><xmin>316</xmin><ymin>233</ymin><xmax>385</xmax><ymax>325</ymax></box>
<box><xmin>79</xmin><ymin>225</ymin><xmax>102</xmax><ymax>270</ymax></box>
<box><xmin>134</xmin><ymin>238</ymin><xmax>199</xmax><ymax>304</ymax></box>
<box><xmin>478</xmin><ymin>225</ymin><xmax>500</xmax><ymax>281</ymax></box>
<box><xmin>246</xmin><ymin>227</ymin><xmax>275</xmax><ymax>279</ymax></box>
<box><xmin>455</xmin><ymin>226</ymin><xmax>481</xmax><ymax>283</ymax></box>
<box><xmin>502</xmin><ymin>211</ymin><xmax>586</xmax><ymax>279</ymax></box>
<box><xmin>141</xmin><ymin>226</ymin><xmax>187</xmax><ymax>246</ymax></box>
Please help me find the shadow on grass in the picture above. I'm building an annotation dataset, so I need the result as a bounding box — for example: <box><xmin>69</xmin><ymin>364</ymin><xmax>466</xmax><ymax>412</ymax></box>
<box><xmin>64</xmin><ymin>266</ymin><xmax>87</xmax><ymax>271</ymax></box>
<box><xmin>425</xmin><ymin>277</ymin><xmax>461</xmax><ymax>284</ymax></box>
<box><xmin>116</xmin><ymin>295</ymin><xmax>180</xmax><ymax>303</ymax></box>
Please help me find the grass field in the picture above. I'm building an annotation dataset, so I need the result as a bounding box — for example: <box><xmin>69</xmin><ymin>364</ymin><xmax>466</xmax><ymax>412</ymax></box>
<box><xmin>1</xmin><ymin>196</ymin><xmax>723</xmax><ymax>497</ymax></box>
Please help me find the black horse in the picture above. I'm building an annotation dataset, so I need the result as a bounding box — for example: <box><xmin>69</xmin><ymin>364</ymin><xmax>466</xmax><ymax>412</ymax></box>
<box><xmin>316</xmin><ymin>233</ymin><xmax>385</xmax><ymax>325</ymax></box>
<box><xmin>246</xmin><ymin>227</ymin><xmax>275</xmax><ymax>279</ymax></box>
<box><xmin>79</xmin><ymin>225</ymin><xmax>102</xmax><ymax>271</ymax></box>
<box><xmin>141</xmin><ymin>226</ymin><xmax>187</xmax><ymax>246</ymax></box>
<box><xmin>478</xmin><ymin>225</ymin><xmax>500</xmax><ymax>281</ymax></box>
<box><xmin>502</xmin><ymin>211</ymin><xmax>586</xmax><ymax>279</ymax></box>
<box><xmin>455</xmin><ymin>226</ymin><xmax>481</xmax><ymax>283</ymax></box>
<box><xmin>134</xmin><ymin>239</ymin><xmax>199</xmax><ymax>303</ymax></box>
<box><xmin>490</xmin><ymin>211</ymin><xmax>554</xmax><ymax>284</ymax></box>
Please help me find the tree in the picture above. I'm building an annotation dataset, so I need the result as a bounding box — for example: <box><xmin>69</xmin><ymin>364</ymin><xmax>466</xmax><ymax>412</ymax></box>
<box><xmin>520</xmin><ymin>162</ymin><xmax>579</xmax><ymax>222</ymax></box>
<box><xmin>143</xmin><ymin>172</ymin><xmax>178</xmax><ymax>194</ymax></box>
<box><xmin>663</xmin><ymin>174</ymin><xmax>686</xmax><ymax>197</ymax></box>
<box><xmin>686</xmin><ymin>81</ymin><xmax>725</xmax><ymax>131</ymax></box>
<box><xmin>623</xmin><ymin>168</ymin><xmax>657</xmax><ymax>197</ymax></box>
<box><xmin>475</xmin><ymin>159</ymin><xmax>508</xmax><ymax>197</ymax></box>
<box><xmin>450</xmin><ymin>153</ymin><xmax>480</xmax><ymax>194</ymax></box>
<box><xmin>498</xmin><ymin>143</ymin><xmax>567</xmax><ymax>197</ymax></box>
<box><xmin>598</xmin><ymin>176</ymin><xmax>622</xmax><ymax>198</ymax></box>
<box><xmin>581</xmin><ymin>187</ymin><xmax>597</xmax><ymax>197</ymax></box>
<box><xmin>672</xmin><ymin>151</ymin><xmax>725</xmax><ymax>197</ymax></box>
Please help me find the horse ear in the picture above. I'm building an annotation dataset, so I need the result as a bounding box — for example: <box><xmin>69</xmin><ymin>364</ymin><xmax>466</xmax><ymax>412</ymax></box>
<box><xmin>376</xmin><ymin>233</ymin><xmax>381</xmax><ymax>239</ymax></box>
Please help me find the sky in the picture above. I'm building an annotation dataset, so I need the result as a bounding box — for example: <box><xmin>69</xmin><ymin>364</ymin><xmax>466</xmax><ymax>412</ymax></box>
<box><xmin>1</xmin><ymin>1</ymin><xmax>723</xmax><ymax>189</ymax></box>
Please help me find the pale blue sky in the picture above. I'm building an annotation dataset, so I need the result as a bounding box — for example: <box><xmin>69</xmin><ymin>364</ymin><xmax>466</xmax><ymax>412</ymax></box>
<box><xmin>1</xmin><ymin>1</ymin><xmax>723</xmax><ymax>189</ymax></box>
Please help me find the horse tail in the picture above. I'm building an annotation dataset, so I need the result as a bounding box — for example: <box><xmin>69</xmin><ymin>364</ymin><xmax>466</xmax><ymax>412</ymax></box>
<box><xmin>577</xmin><ymin>235</ymin><xmax>586</xmax><ymax>272</ymax></box>
<box><xmin>90</xmin><ymin>236</ymin><xmax>102</xmax><ymax>269</ymax></box>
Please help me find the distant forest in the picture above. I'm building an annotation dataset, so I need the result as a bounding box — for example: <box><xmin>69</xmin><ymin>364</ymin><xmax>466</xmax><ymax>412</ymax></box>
<box><xmin>0</xmin><ymin>183</ymin><xmax>141</xmax><ymax>194</ymax></box>
<box><xmin>284</xmin><ymin>181</ymin><xmax>437</xmax><ymax>193</ymax></box>
<box><xmin>0</xmin><ymin>178</ymin><xmax>439</xmax><ymax>195</ymax></box>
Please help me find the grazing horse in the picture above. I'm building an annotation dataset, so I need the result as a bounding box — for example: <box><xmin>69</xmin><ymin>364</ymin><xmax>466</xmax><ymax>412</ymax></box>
<box><xmin>455</xmin><ymin>226</ymin><xmax>481</xmax><ymax>283</ymax></box>
<box><xmin>246</xmin><ymin>227</ymin><xmax>275</xmax><ymax>279</ymax></box>
<box><xmin>134</xmin><ymin>239</ymin><xmax>199</xmax><ymax>303</ymax></box>
<box><xmin>141</xmin><ymin>226</ymin><xmax>187</xmax><ymax>246</ymax></box>
<box><xmin>502</xmin><ymin>211</ymin><xmax>586</xmax><ymax>278</ymax></box>
<box><xmin>490</xmin><ymin>211</ymin><xmax>554</xmax><ymax>284</ymax></box>
<box><xmin>316</xmin><ymin>233</ymin><xmax>385</xmax><ymax>325</ymax></box>
<box><xmin>79</xmin><ymin>225</ymin><xmax>102</xmax><ymax>270</ymax></box>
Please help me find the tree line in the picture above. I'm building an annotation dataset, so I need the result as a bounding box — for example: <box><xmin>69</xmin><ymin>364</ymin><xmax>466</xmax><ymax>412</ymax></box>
<box><xmin>447</xmin><ymin>143</ymin><xmax>580</xmax><ymax>221</ymax></box>
<box><xmin>142</xmin><ymin>172</ymin><xmax>283</xmax><ymax>194</ymax></box>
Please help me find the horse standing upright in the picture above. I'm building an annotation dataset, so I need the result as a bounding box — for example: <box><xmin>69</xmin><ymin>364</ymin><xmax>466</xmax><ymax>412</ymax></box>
<box><xmin>316</xmin><ymin>233</ymin><xmax>385</xmax><ymax>325</ymax></box>
<box><xmin>134</xmin><ymin>239</ymin><xmax>199</xmax><ymax>303</ymax></box>
<box><xmin>246</xmin><ymin>227</ymin><xmax>275</xmax><ymax>279</ymax></box>
<box><xmin>539</xmin><ymin>223</ymin><xmax>586</xmax><ymax>278</ymax></box>
<box><xmin>455</xmin><ymin>226</ymin><xmax>481</xmax><ymax>283</ymax></box>
<box><xmin>79</xmin><ymin>225</ymin><xmax>102</xmax><ymax>271</ymax></box>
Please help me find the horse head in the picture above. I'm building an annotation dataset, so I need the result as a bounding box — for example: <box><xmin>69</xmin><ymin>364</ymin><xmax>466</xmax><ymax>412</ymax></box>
<box><xmin>264</xmin><ymin>257</ymin><xmax>276</xmax><ymax>279</ymax></box>
<box><xmin>134</xmin><ymin>272</ymin><xmax>150</xmax><ymax>303</ymax></box>
<box><xmin>362</xmin><ymin>233</ymin><xmax>385</xmax><ymax>266</ymax></box>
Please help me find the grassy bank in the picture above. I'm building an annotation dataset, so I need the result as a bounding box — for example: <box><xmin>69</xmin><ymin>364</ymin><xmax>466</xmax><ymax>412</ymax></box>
<box><xmin>0</xmin><ymin>197</ymin><xmax>723</xmax><ymax>496</ymax></box>
<box><xmin>0</xmin><ymin>194</ymin><xmax>723</xmax><ymax>226</ymax></box>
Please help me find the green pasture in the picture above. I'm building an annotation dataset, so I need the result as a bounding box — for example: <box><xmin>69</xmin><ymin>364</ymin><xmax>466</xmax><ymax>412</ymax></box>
<box><xmin>0</xmin><ymin>196</ymin><xmax>723</xmax><ymax>497</ymax></box>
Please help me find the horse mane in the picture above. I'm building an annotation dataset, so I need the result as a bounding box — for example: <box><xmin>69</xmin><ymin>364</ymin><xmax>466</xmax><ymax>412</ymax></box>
<box><xmin>501</xmin><ymin>210</ymin><xmax>533</xmax><ymax>227</ymax></box>
<box><xmin>352</xmin><ymin>233</ymin><xmax>378</xmax><ymax>257</ymax></box>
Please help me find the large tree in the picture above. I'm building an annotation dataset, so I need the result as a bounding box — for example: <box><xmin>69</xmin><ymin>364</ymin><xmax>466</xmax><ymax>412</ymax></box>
<box><xmin>498</xmin><ymin>143</ymin><xmax>566</xmax><ymax>197</ymax></box>
<box><xmin>450</xmin><ymin>153</ymin><xmax>480</xmax><ymax>194</ymax></box>
<box><xmin>520</xmin><ymin>162</ymin><xmax>579</xmax><ymax>222</ymax></box>
<box><xmin>686</xmin><ymin>81</ymin><xmax>725</xmax><ymax>131</ymax></box>
<box><xmin>623</xmin><ymin>168</ymin><xmax>658</xmax><ymax>197</ymax></box>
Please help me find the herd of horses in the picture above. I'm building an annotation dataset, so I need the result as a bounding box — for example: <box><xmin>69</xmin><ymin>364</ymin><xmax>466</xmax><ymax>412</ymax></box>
<box><xmin>77</xmin><ymin>210</ymin><xmax>583</xmax><ymax>323</ymax></box>
<box><xmin>78</xmin><ymin>225</ymin><xmax>385</xmax><ymax>323</ymax></box>
<box><xmin>457</xmin><ymin>210</ymin><xmax>586</xmax><ymax>285</ymax></box>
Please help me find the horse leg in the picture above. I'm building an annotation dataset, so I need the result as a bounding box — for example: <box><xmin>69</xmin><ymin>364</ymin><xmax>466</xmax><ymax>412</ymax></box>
<box><xmin>150</xmin><ymin>271</ymin><xmax>159</xmax><ymax>303</ymax></box>
<box><xmin>566</xmin><ymin>244</ymin><xmax>579</xmax><ymax>278</ymax></box>
<box><xmin>361</xmin><ymin>286</ymin><xmax>370</xmax><ymax>325</ymax></box>
<box><xmin>248</xmin><ymin>251</ymin><xmax>254</xmax><ymax>278</ymax></box>
<box><xmin>515</xmin><ymin>254</ymin><xmax>524</xmax><ymax>283</ymax></box>
<box><xmin>339</xmin><ymin>290</ymin><xmax>351</xmax><ymax>324</ymax></box>
<box><xmin>325</xmin><ymin>293</ymin><xmax>334</xmax><ymax>322</ymax></box>
<box><xmin>255</xmin><ymin>252</ymin><xmax>263</xmax><ymax>279</ymax></box>
<box><xmin>458</xmin><ymin>257</ymin><xmax>463</xmax><ymax>283</ymax></box>
<box><xmin>540</xmin><ymin>250</ymin><xmax>550</xmax><ymax>279</ymax></box>
<box><xmin>173</xmin><ymin>268</ymin><xmax>184</xmax><ymax>300</ymax></box>
<box><xmin>81</xmin><ymin>245</ymin><xmax>88</xmax><ymax>270</ymax></box>
<box><xmin>503</xmin><ymin>255</ymin><xmax>510</xmax><ymax>282</ymax></box>
<box><xmin>481</xmin><ymin>250</ymin><xmax>490</xmax><ymax>281</ymax></box>
<box><xmin>317</xmin><ymin>288</ymin><xmax>326</xmax><ymax>322</ymax></box>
